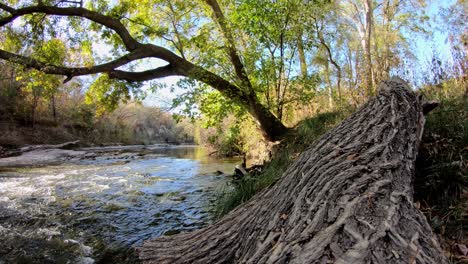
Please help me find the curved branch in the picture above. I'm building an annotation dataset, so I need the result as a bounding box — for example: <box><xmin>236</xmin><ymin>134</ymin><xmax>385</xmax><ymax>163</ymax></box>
<box><xmin>314</xmin><ymin>22</ymin><xmax>342</xmax><ymax>95</ymax></box>
<box><xmin>0</xmin><ymin>4</ymin><xmax>244</xmax><ymax>88</ymax></box>
<box><xmin>0</xmin><ymin>4</ymin><xmax>140</xmax><ymax>51</ymax></box>
<box><xmin>0</xmin><ymin>3</ymin><xmax>288</xmax><ymax>141</ymax></box>
<box><xmin>108</xmin><ymin>64</ymin><xmax>177</xmax><ymax>82</ymax></box>
<box><xmin>0</xmin><ymin>47</ymin><xmax>160</xmax><ymax>82</ymax></box>
<box><xmin>0</xmin><ymin>3</ymin><xmax>15</xmax><ymax>14</ymax></box>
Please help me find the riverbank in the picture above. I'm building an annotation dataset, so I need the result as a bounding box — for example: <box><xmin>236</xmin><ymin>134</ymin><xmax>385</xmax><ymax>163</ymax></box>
<box><xmin>0</xmin><ymin>101</ymin><xmax>196</xmax><ymax>151</ymax></box>
<box><xmin>0</xmin><ymin>143</ymin><xmax>198</xmax><ymax>168</ymax></box>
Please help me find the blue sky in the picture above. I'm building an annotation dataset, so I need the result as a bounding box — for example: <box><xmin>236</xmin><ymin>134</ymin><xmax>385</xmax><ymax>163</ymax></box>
<box><xmin>413</xmin><ymin>0</ymin><xmax>456</xmax><ymax>63</ymax></box>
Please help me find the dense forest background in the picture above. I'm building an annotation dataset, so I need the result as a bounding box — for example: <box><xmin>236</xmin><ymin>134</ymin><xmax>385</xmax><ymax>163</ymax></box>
<box><xmin>0</xmin><ymin>60</ymin><xmax>197</xmax><ymax>146</ymax></box>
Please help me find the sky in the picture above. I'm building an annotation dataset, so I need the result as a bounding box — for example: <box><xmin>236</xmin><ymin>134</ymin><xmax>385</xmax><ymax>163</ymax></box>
<box><xmin>413</xmin><ymin>0</ymin><xmax>456</xmax><ymax>65</ymax></box>
<box><xmin>140</xmin><ymin>69</ymin><xmax>182</xmax><ymax>110</ymax></box>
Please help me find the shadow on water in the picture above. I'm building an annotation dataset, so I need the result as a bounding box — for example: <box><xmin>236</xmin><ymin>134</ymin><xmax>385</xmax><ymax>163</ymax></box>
<box><xmin>0</xmin><ymin>145</ymin><xmax>239</xmax><ymax>264</ymax></box>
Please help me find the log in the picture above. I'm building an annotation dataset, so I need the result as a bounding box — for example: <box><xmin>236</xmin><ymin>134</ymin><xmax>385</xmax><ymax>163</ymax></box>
<box><xmin>19</xmin><ymin>140</ymin><xmax>80</xmax><ymax>152</ymax></box>
<box><xmin>139</xmin><ymin>77</ymin><xmax>447</xmax><ymax>264</ymax></box>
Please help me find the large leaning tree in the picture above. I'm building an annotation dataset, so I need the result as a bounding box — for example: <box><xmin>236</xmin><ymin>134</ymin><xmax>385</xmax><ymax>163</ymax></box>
<box><xmin>138</xmin><ymin>78</ymin><xmax>446</xmax><ymax>263</ymax></box>
<box><xmin>0</xmin><ymin>0</ymin><xmax>310</xmax><ymax>141</ymax></box>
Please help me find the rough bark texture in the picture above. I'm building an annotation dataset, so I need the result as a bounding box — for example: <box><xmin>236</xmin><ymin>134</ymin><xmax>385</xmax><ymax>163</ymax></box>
<box><xmin>139</xmin><ymin>78</ymin><xmax>447</xmax><ymax>264</ymax></box>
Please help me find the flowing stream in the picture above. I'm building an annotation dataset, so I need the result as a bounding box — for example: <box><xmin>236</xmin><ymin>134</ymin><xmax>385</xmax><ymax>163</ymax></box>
<box><xmin>0</xmin><ymin>145</ymin><xmax>239</xmax><ymax>264</ymax></box>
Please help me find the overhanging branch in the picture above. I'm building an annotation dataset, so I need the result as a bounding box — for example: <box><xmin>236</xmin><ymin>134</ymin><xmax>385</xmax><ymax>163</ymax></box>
<box><xmin>0</xmin><ymin>2</ymin><xmax>288</xmax><ymax>141</ymax></box>
<box><xmin>0</xmin><ymin>47</ymin><xmax>160</xmax><ymax>82</ymax></box>
<box><xmin>0</xmin><ymin>2</ymin><xmax>201</xmax><ymax>83</ymax></box>
<box><xmin>0</xmin><ymin>4</ymin><xmax>139</xmax><ymax>51</ymax></box>
<box><xmin>0</xmin><ymin>3</ymin><xmax>15</xmax><ymax>14</ymax></box>
<box><xmin>108</xmin><ymin>64</ymin><xmax>177</xmax><ymax>82</ymax></box>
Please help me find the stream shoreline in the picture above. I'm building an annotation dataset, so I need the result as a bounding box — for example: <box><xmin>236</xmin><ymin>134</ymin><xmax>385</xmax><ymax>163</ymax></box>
<box><xmin>0</xmin><ymin>142</ymin><xmax>198</xmax><ymax>168</ymax></box>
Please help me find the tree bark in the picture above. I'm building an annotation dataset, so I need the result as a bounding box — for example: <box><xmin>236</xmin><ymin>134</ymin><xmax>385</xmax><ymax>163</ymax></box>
<box><xmin>297</xmin><ymin>31</ymin><xmax>308</xmax><ymax>79</ymax></box>
<box><xmin>364</xmin><ymin>0</ymin><xmax>375</xmax><ymax>96</ymax></box>
<box><xmin>51</xmin><ymin>94</ymin><xmax>57</xmax><ymax>123</ymax></box>
<box><xmin>139</xmin><ymin>77</ymin><xmax>447</xmax><ymax>264</ymax></box>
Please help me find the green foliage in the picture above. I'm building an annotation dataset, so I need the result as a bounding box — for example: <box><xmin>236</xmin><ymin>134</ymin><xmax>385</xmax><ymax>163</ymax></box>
<box><xmin>227</xmin><ymin>0</ymin><xmax>327</xmax><ymax>117</ymax></box>
<box><xmin>70</xmin><ymin>103</ymin><xmax>95</xmax><ymax>130</ymax></box>
<box><xmin>208</xmin><ymin>123</ymin><xmax>244</xmax><ymax>157</ymax></box>
<box><xmin>14</xmin><ymin>39</ymin><xmax>66</xmax><ymax>101</ymax></box>
<box><xmin>200</xmin><ymin>92</ymin><xmax>242</xmax><ymax>128</ymax></box>
<box><xmin>168</xmin><ymin>77</ymin><xmax>247</xmax><ymax>130</ymax></box>
<box><xmin>1</xmin><ymin>28</ymin><xmax>25</xmax><ymax>52</ymax></box>
<box><xmin>0</xmin><ymin>0</ymin><xmax>448</xmax><ymax>138</ymax></box>
<box><xmin>85</xmin><ymin>75</ymin><xmax>145</xmax><ymax>115</ymax></box>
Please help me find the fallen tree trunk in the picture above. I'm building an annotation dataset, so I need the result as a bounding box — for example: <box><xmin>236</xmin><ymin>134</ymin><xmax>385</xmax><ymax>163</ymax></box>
<box><xmin>139</xmin><ymin>78</ymin><xmax>447</xmax><ymax>264</ymax></box>
<box><xmin>19</xmin><ymin>140</ymin><xmax>80</xmax><ymax>152</ymax></box>
<box><xmin>0</xmin><ymin>140</ymin><xmax>81</xmax><ymax>158</ymax></box>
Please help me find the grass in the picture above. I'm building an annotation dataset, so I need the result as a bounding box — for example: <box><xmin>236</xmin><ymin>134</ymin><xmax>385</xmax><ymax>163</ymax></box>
<box><xmin>414</xmin><ymin>86</ymin><xmax>467</xmax><ymax>262</ymax></box>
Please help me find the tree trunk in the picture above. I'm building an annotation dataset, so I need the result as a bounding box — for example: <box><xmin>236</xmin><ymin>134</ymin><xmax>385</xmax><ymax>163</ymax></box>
<box><xmin>297</xmin><ymin>31</ymin><xmax>308</xmax><ymax>79</ymax></box>
<box><xmin>51</xmin><ymin>94</ymin><xmax>57</xmax><ymax>123</ymax></box>
<box><xmin>364</xmin><ymin>0</ymin><xmax>375</xmax><ymax>96</ymax></box>
<box><xmin>324</xmin><ymin>60</ymin><xmax>333</xmax><ymax>108</ymax></box>
<box><xmin>139</xmin><ymin>77</ymin><xmax>447</xmax><ymax>264</ymax></box>
<box><xmin>179</xmin><ymin>61</ymin><xmax>290</xmax><ymax>142</ymax></box>
<box><xmin>31</xmin><ymin>92</ymin><xmax>39</xmax><ymax>129</ymax></box>
<box><xmin>246</xmin><ymin>93</ymin><xmax>290</xmax><ymax>141</ymax></box>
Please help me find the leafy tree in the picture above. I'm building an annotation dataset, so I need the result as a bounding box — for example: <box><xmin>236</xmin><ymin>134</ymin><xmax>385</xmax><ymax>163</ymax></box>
<box><xmin>0</xmin><ymin>0</ymin><xmax>440</xmax><ymax>139</ymax></box>
<box><xmin>16</xmin><ymin>38</ymin><xmax>66</xmax><ymax>124</ymax></box>
<box><xmin>0</xmin><ymin>0</ymin><xmax>303</xmax><ymax>141</ymax></box>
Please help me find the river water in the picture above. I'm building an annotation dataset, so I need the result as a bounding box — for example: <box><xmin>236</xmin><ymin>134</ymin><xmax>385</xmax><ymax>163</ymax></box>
<box><xmin>0</xmin><ymin>145</ymin><xmax>239</xmax><ymax>264</ymax></box>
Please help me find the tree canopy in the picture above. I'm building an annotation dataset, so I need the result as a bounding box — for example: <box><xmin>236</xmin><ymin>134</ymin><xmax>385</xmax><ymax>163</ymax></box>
<box><xmin>0</xmin><ymin>0</ymin><xmax>464</xmax><ymax>140</ymax></box>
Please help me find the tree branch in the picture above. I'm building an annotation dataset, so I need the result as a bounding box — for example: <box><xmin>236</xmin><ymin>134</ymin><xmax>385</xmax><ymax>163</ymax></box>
<box><xmin>108</xmin><ymin>64</ymin><xmax>177</xmax><ymax>82</ymax></box>
<box><xmin>0</xmin><ymin>47</ymin><xmax>160</xmax><ymax>82</ymax></box>
<box><xmin>204</xmin><ymin>0</ymin><xmax>253</xmax><ymax>90</ymax></box>
<box><xmin>0</xmin><ymin>2</ymin><xmax>288</xmax><ymax>141</ymax></box>
<box><xmin>0</xmin><ymin>3</ymin><xmax>249</xmax><ymax>89</ymax></box>
<box><xmin>0</xmin><ymin>4</ymin><xmax>140</xmax><ymax>51</ymax></box>
<box><xmin>0</xmin><ymin>3</ymin><xmax>15</xmax><ymax>13</ymax></box>
<box><xmin>316</xmin><ymin>25</ymin><xmax>342</xmax><ymax>73</ymax></box>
